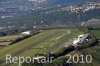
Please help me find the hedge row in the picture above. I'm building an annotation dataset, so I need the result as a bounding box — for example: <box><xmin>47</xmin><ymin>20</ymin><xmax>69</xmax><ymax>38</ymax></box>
<box><xmin>10</xmin><ymin>31</ymin><xmax>40</xmax><ymax>45</ymax></box>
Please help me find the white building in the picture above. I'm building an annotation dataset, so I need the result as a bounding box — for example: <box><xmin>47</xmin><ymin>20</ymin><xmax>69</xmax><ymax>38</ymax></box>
<box><xmin>73</xmin><ymin>33</ymin><xmax>90</xmax><ymax>46</ymax></box>
<box><xmin>21</xmin><ymin>31</ymin><xmax>31</xmax><ymax>35</ymax></box>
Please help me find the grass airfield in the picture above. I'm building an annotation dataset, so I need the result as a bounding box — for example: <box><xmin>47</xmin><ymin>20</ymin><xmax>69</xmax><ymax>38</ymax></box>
<box><xmin>0</xmin><ymin>29</ymin><xmax>77</xmax><ymax>66</ymax></box>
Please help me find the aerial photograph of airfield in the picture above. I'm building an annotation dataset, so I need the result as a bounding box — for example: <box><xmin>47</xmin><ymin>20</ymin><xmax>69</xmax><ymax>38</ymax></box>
<box><xmin>0</xmin><ymin>0</ymin><xmax>100</xmax><ymax>66</ymax></box>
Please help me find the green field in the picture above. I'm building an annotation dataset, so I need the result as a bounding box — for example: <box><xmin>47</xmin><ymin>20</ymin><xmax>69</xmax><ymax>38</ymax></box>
<box><xmin>0</xmin><ymin>30</ymin><xmax>61</xmax><ymax>59</ymax></box>
<box><xmin>0</xmin><ymin>29</ymin><xmax>84</xmax><ymax>66</ymax></box>
<box><xmin>74</xmin><ymin>43</ymin><xmax>100</xmax><ymax>66</ymax></box>
<box><xmin>0</xmin><ymin>29</ymin><xmax>72</xmax><ymax>65</ymax></box>
<box><xmin>91</xmin><ymin>30</ymin><xmax>100</xmax><ymax>39</ymax></box>
<box><xmin>17</xmin><ymin>30</ymin><xmax>70</xmax><ymax>57</ymax></box>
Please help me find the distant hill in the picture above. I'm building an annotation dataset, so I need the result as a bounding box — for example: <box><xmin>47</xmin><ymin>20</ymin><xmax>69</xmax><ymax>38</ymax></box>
<box><xmin>0</xmin><ymin>6</ymin><xmax>100</xmax><ymax>28</ymax></box>
<box><xmin>0</xmin><ymin>0</ymin><xmax>100</xmax><ymax>29</ymax></box>
<box><xmin>45</xmin><ymin>0</ymin><xmax>100</xmax><ymax>7</ymax></box>
<box><xmin>0</xmin><ymin>0</ymin><xmax>99</xmax><ymax>8</ymax></box>
<box><xmin>82</xmin><ymin>19</ymin><xmax>100</xmax><ymax>27</ymax></box>
<box><xmin>0</xmin><ymin>0</ymin><xmax>34</xmax><ymax>9</ymax></box>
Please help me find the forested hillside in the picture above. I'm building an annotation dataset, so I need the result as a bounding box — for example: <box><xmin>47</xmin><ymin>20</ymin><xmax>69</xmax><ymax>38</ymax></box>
<box><xmin>0</xmin><ymin>7</ymin><xmax>100</xmax><ymax>28</ymax></box>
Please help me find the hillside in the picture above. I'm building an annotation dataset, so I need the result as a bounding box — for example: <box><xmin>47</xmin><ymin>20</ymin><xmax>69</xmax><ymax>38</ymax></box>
<box><xmin>0</xmin><ymin>0</ymin><xmax>34</xmax><ymax>9</ymax></box>
<box><xmin>0</xmin><ymin>0</ymin><xmax>100</xmax><ymax>31</ymax></box>
<box><xmin>0</xmin><ymin>0</ymin><xmax>99</xmax><ymax>8</ymax></box>
<box><xmin>0</xmin><ymin>2</ymin><xmax>100</xmax><ymax>30</ymax></box>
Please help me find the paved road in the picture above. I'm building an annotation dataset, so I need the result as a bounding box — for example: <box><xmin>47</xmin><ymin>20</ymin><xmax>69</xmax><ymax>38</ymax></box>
<box><xmin>0</xmin><ymin>30</ymin><xmax>62</xmax><ymax>66</ymax></box>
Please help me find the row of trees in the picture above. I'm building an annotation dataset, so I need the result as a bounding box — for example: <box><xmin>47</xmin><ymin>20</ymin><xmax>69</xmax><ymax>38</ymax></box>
<box><xmin>10</xmin><ymin>31</ymin><xmax>40</xmax><ymax>45</ymax></box>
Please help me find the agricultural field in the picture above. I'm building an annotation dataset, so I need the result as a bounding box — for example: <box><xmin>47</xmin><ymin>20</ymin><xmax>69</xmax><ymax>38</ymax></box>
<box><xmin>0</xmin><ymin>35</ymin><xmax>24</xmax><ymax>47</ymax></box>
<box><xmin>0</xmin><ymin>35</ymin><xmax>23</xmax><ymax>41</ymax></box>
